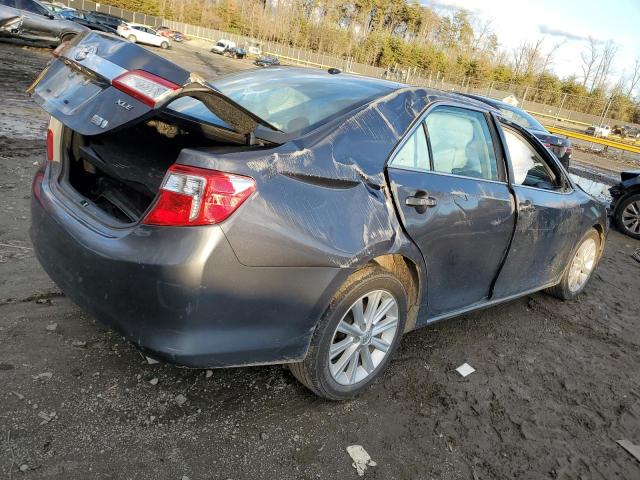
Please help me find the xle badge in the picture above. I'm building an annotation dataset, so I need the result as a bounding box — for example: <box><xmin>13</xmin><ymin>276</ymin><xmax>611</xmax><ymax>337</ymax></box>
<box><xmin>116</xmin><ymin>99</ymin><xmax>133</xmax><ymax>111</ymax></box>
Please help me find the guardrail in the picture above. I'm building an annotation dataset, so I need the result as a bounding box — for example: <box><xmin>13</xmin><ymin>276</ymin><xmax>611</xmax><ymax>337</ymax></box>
<box><xmin>546</xmin><ymin>126</ymin><xmax>640</xmax><ymax>154</ymax></box>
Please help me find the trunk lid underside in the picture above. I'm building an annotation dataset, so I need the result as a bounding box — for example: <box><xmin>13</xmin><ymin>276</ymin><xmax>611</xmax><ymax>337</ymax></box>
<box><xmin>30</xmin><ymin>32</ymin><xmax>282</xmax><ymax>225</ymax></box>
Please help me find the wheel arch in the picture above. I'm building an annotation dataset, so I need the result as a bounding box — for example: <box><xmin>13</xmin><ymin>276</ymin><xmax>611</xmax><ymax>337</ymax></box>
<box><xmin>366</xmin><ymin>254</ymin><xmax>422</xmax><ymax>332</ymax></box>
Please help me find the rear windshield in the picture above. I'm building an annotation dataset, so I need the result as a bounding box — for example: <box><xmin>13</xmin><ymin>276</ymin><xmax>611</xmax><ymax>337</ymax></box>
<box><xmin>166</xmin><ymin>69</ymin><xmax>398</xmax><ymax>135</ymax></box>
<box><xmin>497</xmin><ymin>103</ymin><xmax>546</xmax><ymax>132</ymax></box>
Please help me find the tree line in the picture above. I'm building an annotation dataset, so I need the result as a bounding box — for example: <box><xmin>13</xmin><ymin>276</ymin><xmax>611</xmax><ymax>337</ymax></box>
<box><xmin>104</xmin><ymin>0</ymin><xmax>640</xmax><ymax>123</ymax></box>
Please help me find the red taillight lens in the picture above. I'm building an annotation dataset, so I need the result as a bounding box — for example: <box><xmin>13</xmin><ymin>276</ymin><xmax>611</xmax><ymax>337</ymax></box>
<box><xmin>143</xmin><ymin>165</ymin><xmax>256</xmax><ymax>226</ymax></box>
<box><xmin>112</xmin><ymin>70</ymin><xmax>180</xmax><ymax>107</ymax></box>
<box><xmin>46</xmin><ymin>129</ymin><xmax>54</xmax><ymax>161</ymax></box>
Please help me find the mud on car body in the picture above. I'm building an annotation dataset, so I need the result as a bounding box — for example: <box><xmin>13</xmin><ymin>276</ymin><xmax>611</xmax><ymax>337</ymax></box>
<box><xmin>29</xmin><ymin>32</ymin><xmax>608</xmax><ymax>399</ymax></box>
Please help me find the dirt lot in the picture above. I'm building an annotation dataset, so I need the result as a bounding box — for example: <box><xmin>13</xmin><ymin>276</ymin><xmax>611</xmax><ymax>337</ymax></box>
<box><xmin>1</xmin><ymin>41</ymin><xmax>640</xmax><ymax>480</ymax></box>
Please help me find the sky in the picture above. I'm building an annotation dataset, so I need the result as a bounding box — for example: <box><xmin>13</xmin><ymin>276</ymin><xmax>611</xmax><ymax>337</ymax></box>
<box><xmin>421</xmin><ymin>0</ymin><xmax>640</xmax><ymax>89</ymax></box>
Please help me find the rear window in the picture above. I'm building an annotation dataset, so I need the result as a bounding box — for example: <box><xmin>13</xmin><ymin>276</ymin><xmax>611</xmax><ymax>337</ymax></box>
<box><xmin>497</xmin><ymin>103</ymin><xmax>546</xmax><ymax>132</ymax></box>
<box><xmin>167</xmin><ymin>69</ymin><xmax>397</xmax><ymax>135</ymax></box>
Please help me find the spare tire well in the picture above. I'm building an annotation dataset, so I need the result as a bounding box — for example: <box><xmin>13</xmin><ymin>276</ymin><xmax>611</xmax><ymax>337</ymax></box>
<box><xmin>369</xmin><ymin>254</ymin><xmax>420</xmax><ymax>332</ymax></box>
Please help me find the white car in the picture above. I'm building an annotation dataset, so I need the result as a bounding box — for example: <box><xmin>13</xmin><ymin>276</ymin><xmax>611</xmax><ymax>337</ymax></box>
<box><xmin>211</xmin><ymin>39</ymin><xmax>235</xmax><ymax>54</ymax></box>
<box><xmin>117</xmin><ymin>23</ymin><xmax>170</xmax><ymax>49</ymax></box>
<box><xmin>245</xmin><ymin>40</ymin><xmax>262</xmax><ymax>57</ymax></box>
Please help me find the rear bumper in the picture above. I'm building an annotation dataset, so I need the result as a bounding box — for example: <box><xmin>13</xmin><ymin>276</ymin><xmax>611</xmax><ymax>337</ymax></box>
<box><xmin>30</xmin><ymin>166</ymin><xmax>344</xmax><ymax>368</ymax></box>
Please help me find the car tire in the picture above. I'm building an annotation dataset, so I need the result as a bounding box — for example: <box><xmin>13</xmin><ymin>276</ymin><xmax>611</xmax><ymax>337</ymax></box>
<box><xmin>160</xmin><ymin>41</ymin><xmax>169</xmax><ymax>49</ymax></box>
<box><xmin>290</xmin><ymin>266</ymin><xmax>407</xmax><ymax>400</ymax></box>
<box><xmin>127</xmin><ymin>35</ymin><xmax>137</xmax><ymax>43</ymax></box>
<box><xmin>614</xmin><ymin>193</ymin><xmax>640</xmax><ymax>239</ymax></box>
<box><xmin>546</xmin><ymin>228</ymin><xmax>601</xmax><ymax>300</ymax></box>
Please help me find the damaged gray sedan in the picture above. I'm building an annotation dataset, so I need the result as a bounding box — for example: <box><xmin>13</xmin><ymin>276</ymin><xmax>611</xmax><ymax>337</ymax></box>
<box><xmin>29</xmin><ymin>33</ymin><xmax>607</xmax><ymax>399</ymax></box>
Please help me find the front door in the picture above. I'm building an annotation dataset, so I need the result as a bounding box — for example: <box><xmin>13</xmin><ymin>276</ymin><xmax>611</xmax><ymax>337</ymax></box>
<box><xmin>387</xmin><ymin>105</ymin><xmax>516</xmax><ymax>318</ymax></box>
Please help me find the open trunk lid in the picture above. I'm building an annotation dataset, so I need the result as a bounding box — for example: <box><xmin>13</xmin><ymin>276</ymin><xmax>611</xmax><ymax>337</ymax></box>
<box><xmin>29</xmin><ymin>31</ymin><xmax>281</xmax><ymax>141</ymax></box>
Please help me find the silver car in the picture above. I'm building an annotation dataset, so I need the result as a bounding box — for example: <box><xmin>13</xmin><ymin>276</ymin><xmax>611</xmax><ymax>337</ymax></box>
<box><xmin>0</xmin><ymin>0</ymin><xmax>87</xmax><ymax>44</ymax></box>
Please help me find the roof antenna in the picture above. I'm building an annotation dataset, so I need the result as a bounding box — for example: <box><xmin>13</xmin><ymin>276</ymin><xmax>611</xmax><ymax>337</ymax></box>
<box><xmin>328</xmin><ymin>68</ymin><xmax>341</xmax><ymax>75</ymax></box>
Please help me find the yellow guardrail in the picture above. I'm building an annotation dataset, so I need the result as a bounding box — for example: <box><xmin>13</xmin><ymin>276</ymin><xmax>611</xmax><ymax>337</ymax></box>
<box><xmin>546</xmin><ymin>126</ymin><xmax>640</xmax><ymax>154</ymax></box>
<box><xmin>528</xmin><ymin>110</ymin><xmax>592</xmax><ymax>128</ymax></box>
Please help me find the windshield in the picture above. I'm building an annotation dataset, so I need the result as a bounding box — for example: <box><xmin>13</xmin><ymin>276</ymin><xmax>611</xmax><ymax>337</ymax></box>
<box><xmin>167</xmin><ymin>69</ymin><xmax>398</xmax><ymax>135</ymax></box>
<box><xmin>498</xmin><ymin>103</ymin><xmax>547</xmax><ymax>132</ymax></box>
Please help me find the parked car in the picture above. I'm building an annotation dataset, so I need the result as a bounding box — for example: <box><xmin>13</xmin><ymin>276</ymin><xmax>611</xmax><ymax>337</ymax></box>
<box><xmin>254</xmin><ymin>55</ymin><xmax>280</xmax><ymax>67</ymax></box>
<box><xmin>610</xmin><ymin>170</ymin><xmax>640</xmax><ymax>239</ymax></box>
<box><xmin>612</xmin><ymin>125</ymin><xmax>640</xmax><ymax>139</ymax></box>
<box><xmin>211</xmin><ymin>38</ymin><xmax>235</xmax><ymax>54</ymax></box>
<box><xmin>29</xmin><ymin>33</ymin><xmax>607</xmax><ymax>400</ymax></box>
<box><xmin>464</xmin><ymin>94</ymin><xmax>573</xmax><ymax>169</ymax></box>
<box><xmin>87</xmin><ymin>10</ymin><xmax>125</xmax><ymax>31</ymax></box>
<box><xmin>245</xmin><ymin>39</ymin><xmax>262</xmax><ymax>57</ymax></box>
<box><xmin>157</xmin><ymin>26</ymin><xmax>183</xmax><ymax>42</ymax></box>
<box><xmin>57</xmin><ymin>9</ymin><xmax>117</xmax><ymax>33</ymax></box>
<box><xmin>225</xmin><ymin>46</ymin><xmax>245</xmax><ymax>59</ymax></box>
<box><xmin>586</xmin><ymin>125</ymin><xmax>611</xmax><ymax>138</ymax></box>
<box><xmin>117</xmin><ymin>22</ymin><xmax>170</xmax><ymax>49</ymax></box>
<box><xmin>0</xmin><ymin>0</ymin><xmax>87</xmax><ymax>45</ymax></box>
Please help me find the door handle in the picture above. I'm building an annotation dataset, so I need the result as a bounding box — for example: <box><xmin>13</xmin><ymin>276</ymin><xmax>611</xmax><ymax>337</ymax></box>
<box><xmin>405</xmin><ymin>195</ymin><xmax>437</xmax><ymax>210</ymax></box>
<box><xmin>406</xmin><ymin>196</ymin><xmax>437</xmax><ymax>207</ymax></box>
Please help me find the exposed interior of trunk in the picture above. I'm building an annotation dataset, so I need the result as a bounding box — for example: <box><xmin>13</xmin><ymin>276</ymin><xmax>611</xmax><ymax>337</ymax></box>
<box><xmin>62</xmin><ymin>116</ymin><xmax>251</xmax><ymax>224</ymax></box>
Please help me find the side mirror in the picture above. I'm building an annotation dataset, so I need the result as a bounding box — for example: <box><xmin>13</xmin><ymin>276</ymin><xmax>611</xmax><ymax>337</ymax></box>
<box><xmin>47</xmin><ymin>13</ymin><xmax>55</xmax><ymax>19</ymax></box>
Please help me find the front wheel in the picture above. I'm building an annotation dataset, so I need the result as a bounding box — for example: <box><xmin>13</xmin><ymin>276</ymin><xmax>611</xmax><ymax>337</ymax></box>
<box><xmin>614</xmin><ymin>193</ymin><xmax>640</xmax><ymax>239</ymax></box>
<box><xmin>160</xmin><ymin>41</ymin><xmax>169</xmax><ymax>50</ymax></box>
<box><xmin>290</xmin><ymin>266</ymin><xmax>407</xmax><ymax>400</ymax></box>
<box><xmin>547</xmin><ymin>229</ymin><xmax>601</xmax><ymax>300</ymax></box>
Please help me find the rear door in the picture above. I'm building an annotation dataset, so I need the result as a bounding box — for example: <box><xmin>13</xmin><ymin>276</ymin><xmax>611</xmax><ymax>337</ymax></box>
<box><xmin>387</xmin><ymin>104</ymin><xmax>515</xmax><ymax>318</ymax></box>
<box><xmin>492</xmin><ymin>122</ymin><xmax>580</xmax><ymax>297</ymax></box>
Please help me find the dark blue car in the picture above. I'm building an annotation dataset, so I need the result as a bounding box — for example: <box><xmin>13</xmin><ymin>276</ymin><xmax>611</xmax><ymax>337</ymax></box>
<box><xmin>29</xmin><ymin>33</ymin><xmax>607</xmax><ymax>399</ymax></box>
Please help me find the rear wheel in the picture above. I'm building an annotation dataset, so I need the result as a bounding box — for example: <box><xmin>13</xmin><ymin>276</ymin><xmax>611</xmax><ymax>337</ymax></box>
<box><xmin>290</xmin><ymin>266</ymin><xmax>407</xmax><ymax>400</ymax></box>
<box><xmin>547</xmin><ymin>229</ymin><xmax>601</xmax><ymax>300</ymax></box>
<box><xmin>160</xmin><ymin>41</ymin><xmax>169</xmax><ymax>50</ymax></box>
<box><xmin>127</xmin><ymin>35</ymin><xmax>137</xmax><ymax>43</ymax></box>
<box><xmin>614</xmin><ymin>193</ymin><xmax>640</xmax><ymax>239</ymax></box>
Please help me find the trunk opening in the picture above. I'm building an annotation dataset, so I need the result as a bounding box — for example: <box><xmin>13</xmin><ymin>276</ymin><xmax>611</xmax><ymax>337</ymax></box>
<box><xmin>60</xmin><ymin>116</ymin><xmax>258</xmax><ymax>225</ymax></box>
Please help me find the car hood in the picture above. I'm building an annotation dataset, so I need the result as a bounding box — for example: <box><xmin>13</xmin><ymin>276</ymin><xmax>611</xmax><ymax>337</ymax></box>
<box><xmin>28</xmin><ymin>32</ymin><xmax>281</xmax><ymax>140</ymax></box>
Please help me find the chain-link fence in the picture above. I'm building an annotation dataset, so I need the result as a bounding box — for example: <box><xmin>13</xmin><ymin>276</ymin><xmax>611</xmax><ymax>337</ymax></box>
<box><xmin>58</xmin><ymin>0</ymin><xmax>639</xmax><ymax>133</ymax></box>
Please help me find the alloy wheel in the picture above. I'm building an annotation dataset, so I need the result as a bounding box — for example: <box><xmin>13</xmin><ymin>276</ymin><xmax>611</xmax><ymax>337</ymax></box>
<box><xmin>329</xmin><ymin>290</ymin><xmax>399</xmax><ymax>386</ymax></box>
<box><xmin>621</xmin><ymin>200</ymin><xmax>640</xmax><ymax>235</ymax></box>
<box><xmin>567</xmin><ymin>237</ymin><xmax>597</xmax><ymax>293</ymax></box>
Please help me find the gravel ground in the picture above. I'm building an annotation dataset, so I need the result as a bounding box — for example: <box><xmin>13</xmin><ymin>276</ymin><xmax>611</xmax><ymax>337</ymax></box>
<box><xmin>1</xmin><ymin>40</ymin><xmax>640</xmax><ymax>480</ymax></box>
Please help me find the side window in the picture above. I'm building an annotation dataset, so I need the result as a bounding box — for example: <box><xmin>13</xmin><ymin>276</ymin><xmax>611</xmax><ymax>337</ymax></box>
<box><xmin>0</xmin><ymin>0</ymin><xmax>17</xmax><ymax>7</ymax></box>
<box><xmin>425</xmin><ymin>106</ymin><xmax>500</xmax><ymax>181</ymax></box>
<box><xmin>503</xmin><ymin>128</ymin><xmax>560</xmax><ymax>190</ymax></box>
<box><xmin>17</xmin><ymin>0</ymin><xmax>47</xmax><ymax>15</ymax></box>
<box><xmin>390</xmin><ymin>124</ymin><xmax>430</xmax><ymax>171</ymax></box>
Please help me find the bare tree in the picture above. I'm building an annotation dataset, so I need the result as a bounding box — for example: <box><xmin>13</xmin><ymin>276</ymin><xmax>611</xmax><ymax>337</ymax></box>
<box><xmin>580</xmin><ymin>36</ymin><xmax>600</xmax><ymax>88</ymax></box>
<box><xmin>590</xmin><ymin>40</ymin><xmax>617</xmax><ymax>93</ymax></box>
<box><xmin>540</xmin><ymin>40</ymin><xmax>566</xmax><ymax>75</ymax></box>
<box><xmin>626</xmin><ymin>57</ymin><xmax>640</xmax><ymax>97</ymax></box>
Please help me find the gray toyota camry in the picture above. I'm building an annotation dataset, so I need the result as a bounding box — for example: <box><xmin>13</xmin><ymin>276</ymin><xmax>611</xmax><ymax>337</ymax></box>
<box><xmin>29</xmin><ymin>33</ymin><xmax>607</xmax><ymax>399</ymax></box>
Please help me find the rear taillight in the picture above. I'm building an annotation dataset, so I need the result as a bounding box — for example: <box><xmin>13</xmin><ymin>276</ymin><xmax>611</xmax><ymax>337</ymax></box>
<box><xmin>143</xmin><ymin>165</ymin><xmax>256</xmax><ymax>226</ymax></box>
<box><xmin>112</xmin><ymin>70</ymin><xmax>180</xmax><ymax>107</ymax></box>
<box><xmin>46</xmin><ymin>129</ymin><xmax>54</xmax><ymax>161</ymax></box>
